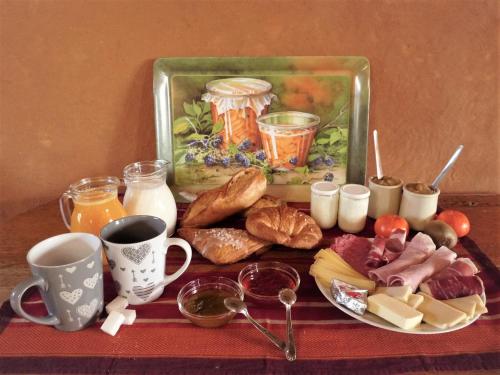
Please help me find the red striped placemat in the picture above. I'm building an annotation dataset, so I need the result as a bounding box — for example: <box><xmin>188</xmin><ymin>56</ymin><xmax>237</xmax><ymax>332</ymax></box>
<box><xmin>1</xmin><ymin>209</ymin><xmax>499</xmax><ymax>374</ymax></box>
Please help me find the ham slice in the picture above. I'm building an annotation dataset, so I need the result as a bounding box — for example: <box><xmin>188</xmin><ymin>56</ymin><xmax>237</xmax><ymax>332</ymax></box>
<box><xmin>432</xmin><ymin>258</ymin><xmax>478</xmax><ymax>280</ymax></box>
<box><xmin>332</xmin><ymin>234</ymin><xmax>372</xmax><ymax>277</ymax></box>
<box><xmin>420</xmin><ymin>275</ymin><xmax>484</xmax><ymax>300</ymax></box>
<box><xmin>366</xmin><ymin>236</ymin><xmax>387</xmax><ymax>268</ymax></box>
<box><xmin>387</xmin><ymin>246</ymin><xmax>457</xmax><ymax>291</ymax></box>
<box><xmin>368</xmin><ymin>232</ymin><xmax>436</xmax><ymax>285</ymax></box>
<box><xmin>384</xmin><ymin>228</ymin><xmax>407</xmax><ymax>262</ymax></box>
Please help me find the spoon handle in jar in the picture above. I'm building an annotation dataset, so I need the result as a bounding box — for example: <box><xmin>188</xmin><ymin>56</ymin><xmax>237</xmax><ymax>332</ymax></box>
<box><xmin>431</xmin><ymin>145</ymin><xmax>464</xmax><ymax>190</ymax></box>
<box><xmin>243</xmin><ymin>311</ymin><xmax>287</xmax><ymax>352</ymax></box>
<box><xmin>373</xmin><ymin>130</ymin><xmax>384</xmax><ymax>179</ymax></box>
<box><xmin>285</xmin><ymin>304</ymin><xmax>296</xmax><ymax>361</ymax></box>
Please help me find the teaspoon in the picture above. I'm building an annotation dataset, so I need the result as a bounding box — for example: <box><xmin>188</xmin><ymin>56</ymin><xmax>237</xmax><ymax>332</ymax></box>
<box><xmin>279</xmin><ymin>288</ymin><xmax>297</xmax><ymax>361</ymax></box>
<box><xmin>224</xmin><ymin>297</ymin><xmax>286</xmax><ymax>352</ymax></box>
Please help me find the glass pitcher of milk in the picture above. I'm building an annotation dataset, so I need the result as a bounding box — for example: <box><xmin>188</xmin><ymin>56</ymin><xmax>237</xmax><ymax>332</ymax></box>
<box><xmin>123</xmin><ymin>160</ymin><xmax>177</xmax><ymax>236</ymax></box>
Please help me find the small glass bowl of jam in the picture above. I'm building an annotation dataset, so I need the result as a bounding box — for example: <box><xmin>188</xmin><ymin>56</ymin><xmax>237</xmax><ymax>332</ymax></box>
<box><xmin>238</xmin><ymin>262</ymin><xmax>300</xmax><ymax>304</ymax></box>
<box><xmin>177</xmin><ymin>276</ymin><xmax>244</xmax><ymax>328</ymax></box>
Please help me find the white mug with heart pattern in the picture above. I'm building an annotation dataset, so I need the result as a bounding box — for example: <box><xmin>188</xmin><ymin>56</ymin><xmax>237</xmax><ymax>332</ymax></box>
<box><xmin>100</xmin><ymin>215</ymin><xmax>192</xmax><ymax>304</ymax></box>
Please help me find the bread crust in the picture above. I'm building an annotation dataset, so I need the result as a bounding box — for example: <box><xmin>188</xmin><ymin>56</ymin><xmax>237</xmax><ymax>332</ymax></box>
<box><xmin>245</xmin><ymin>206</ymin><xmax>322</xmax><ymax>249</ymax></box>
<box><xmin>242</xmin><ymin>195</ymin><xmax>285</xmax><ymax>217</ymax></box>
<box><xmin>177</xmin><ymin>227</ymin><xmax>272</xmax><ymax>264</ymax></box>
<box><xmin>181</xmin><ymin>167</ymin><xmax>267</xmax><ymax>227</ymax></box>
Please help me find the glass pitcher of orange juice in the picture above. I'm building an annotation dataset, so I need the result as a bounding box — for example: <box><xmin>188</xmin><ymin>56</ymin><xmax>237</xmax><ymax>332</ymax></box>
<box><xmin>59</xmin><ymin>176</ymin><xmax>127</xmax><ymax>235</ymax></box>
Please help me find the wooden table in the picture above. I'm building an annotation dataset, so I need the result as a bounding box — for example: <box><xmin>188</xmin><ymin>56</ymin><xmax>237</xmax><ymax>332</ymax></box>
<box><xmin>0</xmin><ymin>195</ymin><xmax>498</xmax><ymax>375</ymax></box>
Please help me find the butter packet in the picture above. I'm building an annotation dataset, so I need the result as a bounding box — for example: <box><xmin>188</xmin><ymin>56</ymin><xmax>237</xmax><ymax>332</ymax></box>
<box><xmin>331</xmin><ymin>279</ymin><xmax>368</xmax><ymax>315</ymax></box>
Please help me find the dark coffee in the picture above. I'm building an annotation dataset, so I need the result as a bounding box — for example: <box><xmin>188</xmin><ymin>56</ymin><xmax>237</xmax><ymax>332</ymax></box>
<box><xmin>103</xmin><ymin>221</ymin><xmax>163</xmax><ymax>244</ymax></box>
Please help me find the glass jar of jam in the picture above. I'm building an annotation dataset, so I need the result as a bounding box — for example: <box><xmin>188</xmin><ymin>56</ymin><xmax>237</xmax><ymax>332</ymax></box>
<box><xmin>202</xmin><ymin>78</ymin><xmax>276</xmax><ymax>151</ymax></box>
<box><xmin>257</xmin><ymin>111</ymin><xmax>320</xmax><ymax>169</ymax></box>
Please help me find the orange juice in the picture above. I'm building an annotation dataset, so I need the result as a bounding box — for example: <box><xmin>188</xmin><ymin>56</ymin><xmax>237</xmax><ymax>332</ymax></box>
<box><xmin>60</xmin><ymin>176</ymin><xmax>126</xmax><ymax>236</ymax></box>
<box><xmin>70</xmin><ymin>192</ymin><xmax>127</xmax><ymax>235</ymax></box>
<box><xmin>257</xmin><ymin>111</ymin><xmax>320</xmax><ymax>169</ymax></box>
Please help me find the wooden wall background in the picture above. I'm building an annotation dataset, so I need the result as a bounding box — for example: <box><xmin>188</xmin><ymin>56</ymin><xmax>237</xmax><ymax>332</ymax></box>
<box><xmin>0</xmin><ymin>0</ymin><xmax>498</xmax><ymax>222</ymax></box>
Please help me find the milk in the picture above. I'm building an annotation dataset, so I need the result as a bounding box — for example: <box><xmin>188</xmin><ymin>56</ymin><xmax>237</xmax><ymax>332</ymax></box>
<box><xmin>123</xmin><ymin>182</ymin><xmax>177</xmax><ymax>237</ymax></box>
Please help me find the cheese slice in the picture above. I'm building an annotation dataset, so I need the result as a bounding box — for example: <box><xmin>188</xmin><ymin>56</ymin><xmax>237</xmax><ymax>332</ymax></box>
<box><xmin>469</xmin><ymin>294</ymin><xmax>488</xmax><ymax>314</ymax></box>
<box><xmin>407</xmin><ymin>294</ymin><xmax>424</xmax><ymax>309</ymax></box>
<box><xmin>443</xmin><ymin>297</ymin><xmax>477</xmax><ymax>319</ymax></box>
<box><xmin>367</xmin><ymin>294</ymin><xmax>423</xmax><ymax>330</ymax></box>
<box><xmin>373</xmin><ymin>286</ymin><xmax>412</xmax><ymax>302</ymax></box>
<box><xmin>314</xmin><ymin>249</ymin><xmax>367</xmax><ymax>279</ymax></box>
<box><xmin>416</xmin><ymin>292</ymin><xmax>467</xmax><ymax>329</ymax></box>
<box><xmin>310</xmin><ymin>263</ymin><xmax>376</xmax><ymax>291</ymax></box>
<box><xmin>443</xmin><ymin>294</ymin><xmax>487</xmax><ymax>318</ymax></box>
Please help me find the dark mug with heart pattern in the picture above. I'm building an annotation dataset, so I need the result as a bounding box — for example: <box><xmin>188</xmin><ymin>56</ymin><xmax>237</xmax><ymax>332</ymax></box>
<box><xmin>10</xmin><ymin>233</ymin><xmax>104</xmax><ymax>331</ymax></box>
<box><xmin>100</xmin><ymin>215</ymin><xmax>192</xmax><ymax>304</ymax></box>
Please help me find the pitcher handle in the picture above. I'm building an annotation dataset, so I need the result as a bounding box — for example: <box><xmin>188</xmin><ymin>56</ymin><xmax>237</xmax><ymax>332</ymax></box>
<box><xmin>59</xmin><ymin>191</ymin><xmax>72</xmax><ymax>231</ymax></box>
<box><xmin>162</xmin><ymin>238</ymin><xmax>192</xmax><ymax>287</ymax></box>
<box><xmin>10</xmin><ymin>275</ymin><xmax>60</xmax><ymax>326</ymax></box>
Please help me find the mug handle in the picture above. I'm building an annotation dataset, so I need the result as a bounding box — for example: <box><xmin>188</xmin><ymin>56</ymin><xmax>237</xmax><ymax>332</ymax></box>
<box><xmin>10</xmin><ymin>275</ymin><xmax>61</xmax><ymax>326</ymax></box>
<box><xmin>162</xmin><ymin>237</ymin><xmax>192</xmax><ymax>287</ymax></box>
<box><xmin>58</xmin><ymin>191</ymin><xmax>73</xmax><ymax>230</ymax></box>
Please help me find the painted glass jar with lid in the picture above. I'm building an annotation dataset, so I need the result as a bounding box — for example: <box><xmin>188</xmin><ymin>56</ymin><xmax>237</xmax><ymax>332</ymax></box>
<box><xmin>202</xmin><ymin>78</ymin><xmax>276</xmax><ymax>151</ymax></box>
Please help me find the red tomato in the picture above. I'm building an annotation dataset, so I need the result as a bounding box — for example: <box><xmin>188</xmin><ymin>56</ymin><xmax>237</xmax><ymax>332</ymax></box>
<box><xmin>374</xmin><ymin>215</ymin><xmax>410</xmax><ymax>238</ymax></box>
<box><xmin>437</xmin><ymin>210</ymin><xmax>470</xmax><ymax>237</ymax></box>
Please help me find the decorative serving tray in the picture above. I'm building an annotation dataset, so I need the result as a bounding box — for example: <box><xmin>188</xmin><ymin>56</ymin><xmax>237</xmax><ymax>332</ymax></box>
<box><xmin>154</xmin><ymin>56</ymin><xmax>370</xmax><ymax>201</ymax></box>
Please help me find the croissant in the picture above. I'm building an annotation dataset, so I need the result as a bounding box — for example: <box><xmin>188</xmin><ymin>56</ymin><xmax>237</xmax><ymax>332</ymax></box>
<box><xmin>245</xmin><ymin>206</ymin><xmax>322</xmax><ymax>249</ymax></box>
<box><xmin>242</xmin><ymin>195</ymin><xmax>285</xmax><ymax>217</ymax></box>
<box><xmin>177</xmin><ymin>227</ymin><xmax>272</xmax><ymax>264</ymax></box>
<box><xmin>181</xmin><ymin>167</ymin><xmax>267</xmax><ymax>228</ymax></box>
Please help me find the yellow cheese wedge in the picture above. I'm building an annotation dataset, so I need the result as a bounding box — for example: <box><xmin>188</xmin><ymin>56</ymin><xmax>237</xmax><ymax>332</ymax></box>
<box><xmin>443</xmin><ymin>297</ymin><xmax>476</xmax><ymax>319</ymax></box>
<box><xmin>443</xmin><ymin>294</ymin><xmax>488</xmax><ymax>317</ymax></box>
<box><xmin>416</xmin><ymin>292</ymin><xmax>467</xmax><ymax>329</ymax></box>
<box><xmin>407</xmin><ymin>294</ymin><xmax>424</xmax><ymax>308</ymax></box>
<box><xmin>367</xmin><ymin>294</ymin><xmax>423</xmax><ymax>330</ymax></box>
<box><xmin>309</xmin><ymin>263</ymin><xmax>376</xmax><ymax>291</ymax></box>
<box><xmin>373</xmin><ymin>286</ymin><xmax>412</xmax><ymax>302</ymax></box>
<box><xmin>469</xmin><ymin>294</ymin><xmax>488</xmax><ymax>314</ymax></box>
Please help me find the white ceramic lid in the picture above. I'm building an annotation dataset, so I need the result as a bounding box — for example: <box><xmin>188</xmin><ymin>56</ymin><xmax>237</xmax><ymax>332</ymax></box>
<box><xmin>340</xmin><ymin>184</ymin><xmax>370</xmax><ymax>199</ymax></box>
<box><xmin>311</xmin><ymin>181</ymin><xmax>340</xmax><ymax>196</ymax></box>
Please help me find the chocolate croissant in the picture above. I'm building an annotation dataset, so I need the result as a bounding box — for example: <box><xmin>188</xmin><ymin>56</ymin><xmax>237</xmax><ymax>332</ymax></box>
<box><xmin>245</xmin><ymin>206</ymin><xmax>322</xmax><ymax>249</ymax></box>
<box><xmin>177</xmin><ymin>227</ymin><xmax>272</xmax><ymax>264</ymax></box>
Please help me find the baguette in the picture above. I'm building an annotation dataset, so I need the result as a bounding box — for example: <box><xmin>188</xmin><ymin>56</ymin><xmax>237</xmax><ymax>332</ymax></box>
<box><xmin>181</xmin><ymin>167</ymin><xmax>267</xmax><ymax>227</ymax></box>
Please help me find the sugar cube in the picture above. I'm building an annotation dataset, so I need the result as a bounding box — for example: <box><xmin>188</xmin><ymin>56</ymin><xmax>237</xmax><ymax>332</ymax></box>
<box><xmin>106</xmin><ymin>296</ymin><xmax>128</xmax><ymax>314</ymax></box>
<box><xmin>101</xmin><ymin>310</ymin><xmax>125</xmax><ymax>336</ymax></box>
<box><xmin>119</xmin><ymin>309</ymin><xmax>136</xmax><ymax>325</ymax></box>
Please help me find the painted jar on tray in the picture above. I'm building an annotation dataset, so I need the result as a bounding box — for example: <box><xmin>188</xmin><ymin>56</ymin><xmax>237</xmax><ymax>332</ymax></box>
<box><xmin>257</xmin><ymin>111</ymin><xmax>320</xmax><ymax>169</ymax></box>
<box><xmin>123</xmin><ymin>160</ymin><xmax>177</xmax><ymax>237</ymax></box>
<box><xmin>59</xmin><ymin>176</ymin><xmax>127</xmax><ymax>236</ymax></box>
<box><xmin>201</xmin><ymin>78</ymin><xmax>276</xmax><ymax>151</ymax></box>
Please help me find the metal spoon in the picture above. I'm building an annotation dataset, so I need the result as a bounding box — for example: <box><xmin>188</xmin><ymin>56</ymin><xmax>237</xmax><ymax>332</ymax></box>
<box><xmin>373</xmin><ymin>130</ymin><xmax>384</xmax><ymax>179</ymax></box>
<box><xmin>224</xmin><ymin>297</ymin><xmax>287</xmax><ymax>352</ymax></box>
<box><xmin>431</xmin><ymin>145</ymin><xmax>464</xmax><ymax>191</ymax></box>
<box><xmin>279</xmin><ymin>288</ymin><xmax>297</xmax><ymax>362</ymax></box>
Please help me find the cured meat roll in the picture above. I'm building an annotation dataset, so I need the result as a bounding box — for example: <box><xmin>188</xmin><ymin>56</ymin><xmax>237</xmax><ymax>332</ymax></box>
<box><xmin>419</xmin><ymin>275</ymin><xmax>484</xmax><ymax>300</ymax></box>
<box><xmin>387</xmin><ymin>246</ymin><xmax>457</xmax><ymax>291</ymax></box>
<box><xmin>368</xmin><ymin>233</ymin><xmax>436</xmax><ymax>285</ymax></box>
<box><xmin>432</xmin><ymin>257</ymin><xmax>478</xmax><ymax>280</ymax></box>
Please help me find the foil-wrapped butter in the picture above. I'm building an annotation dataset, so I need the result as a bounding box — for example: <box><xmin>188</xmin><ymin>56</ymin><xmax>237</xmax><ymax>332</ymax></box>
<box><xmin>331</xmin><ymin>279</ymin><xmax>368</xmax><ymax>315</ymax></box>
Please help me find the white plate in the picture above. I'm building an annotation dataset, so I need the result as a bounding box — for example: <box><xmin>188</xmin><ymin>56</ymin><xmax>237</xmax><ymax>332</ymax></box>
<box><xmin>315</xmin><ymin>278</ymin><xmax>483</xmax><ymax>334</ymax></box>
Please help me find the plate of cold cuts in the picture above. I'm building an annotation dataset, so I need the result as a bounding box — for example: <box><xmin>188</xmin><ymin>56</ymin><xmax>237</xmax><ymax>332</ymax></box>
<box><xmin>314</xmin><ymin>231</ymin><xmax>487</xmax><ymax>334</ymax></box>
